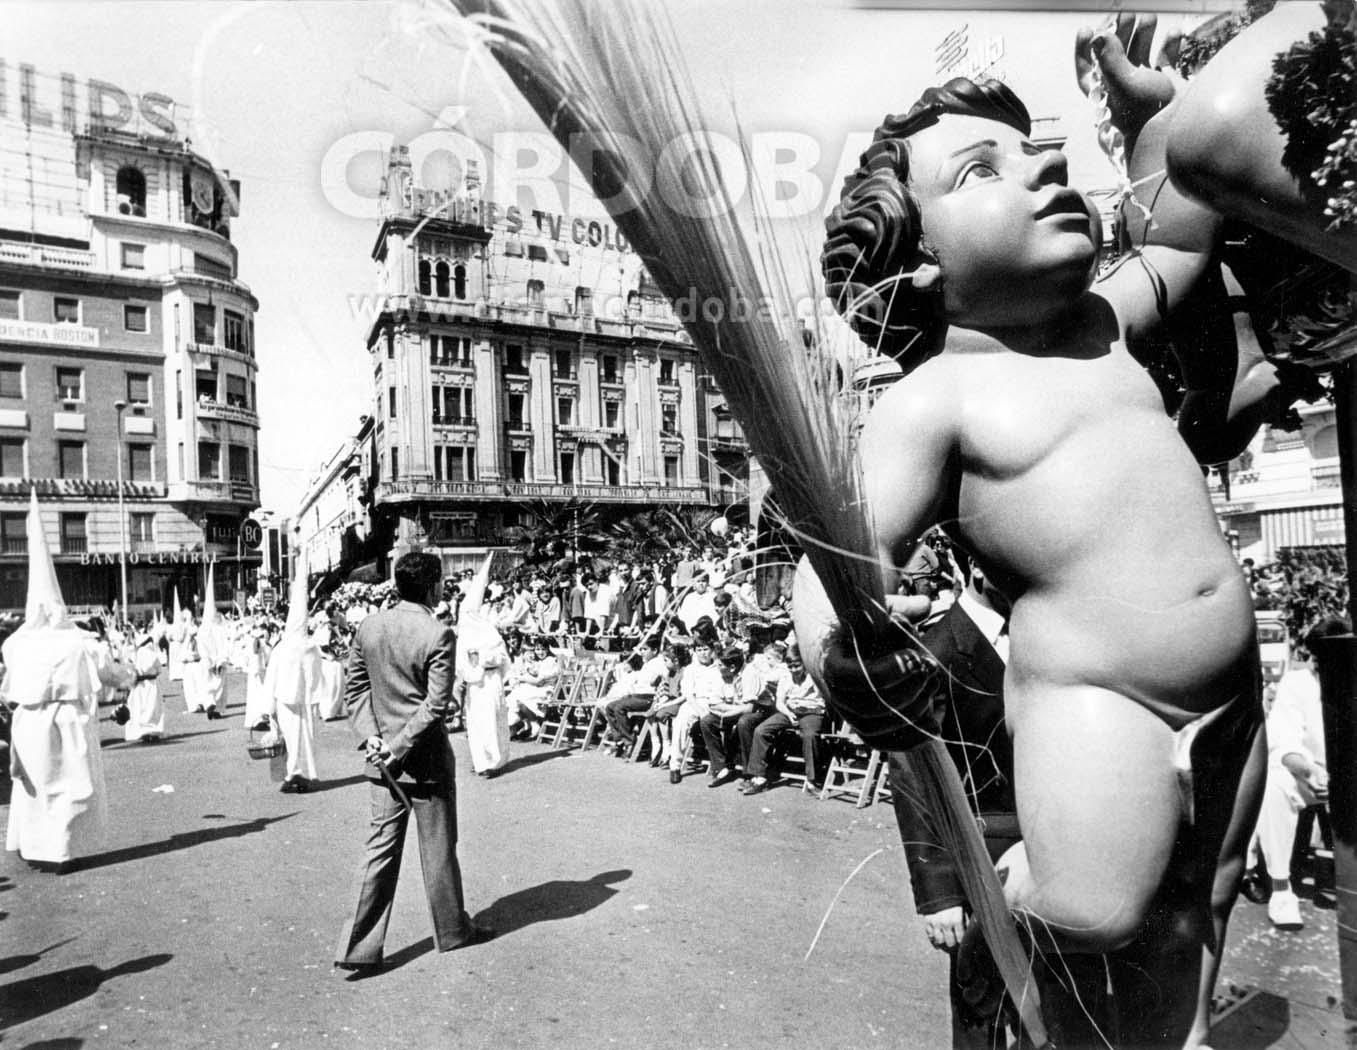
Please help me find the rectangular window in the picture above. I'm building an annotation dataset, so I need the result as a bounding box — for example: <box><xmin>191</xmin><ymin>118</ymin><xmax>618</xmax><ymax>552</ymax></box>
<box><xmin>193</xmin><ymin>302</ymin><xmax>215</xmax><ymax>344</ymax></box>
<box><xmin>431</xmin><ymin>385</ymin><xmax>442</xmax><ymax>425</ymax></box>
<box><xmin>527</xmin><ymin>244</ymin><xmax>548</xmax><ymax>262</ymax></box>
<box><xmin>176</xmin><ymin>371</ymin><xmax>182</xmax><ymax>419</ymax></box>
<box><xmin>433</xmin><ymin>445</ymin><xmax>443</xmax><ymax>481</ymax></box>
<box><xmin>554</xmin><ymin>349</ymin><xmax>572</xmax><ymax>377</ymax></box>
<box><xmin>223</xmin><ymin>310</ymin><xmax>246</xmax><ymax>351</ymax></box>
<box><xmin>559</xmin><ymin>451</ymin><xmax>575</xmax><ymax>485</ymax></box>
<box><xmin>128</xmin><ymin>444</ymin><xmax>153</xmax><ymax>482</ymax></box>
<box><xmin>557</xmin><ymin>397</ymin><xmax>573</xmax><ymax>426</ymax></box>
<box><xmin>53</xmin><ymin>297</ymin><xmax>79</xmax><ymax>324</ymax></box>
<box><xmin>129</xmin><ymin>512</ymin><xmax>154</xmax><ymax>544</ymax></box>
<box><xmin>527</xmin><ymin>279</ymin><xmax>544</xmax><ymax>307</ymax></box>
<box><xmin>449</xmin><ymin>388</ymin><xmax>473</xmax><ymax>423</ymax></box>
<box><xmin>664</xmin><ymin>455</ymin><xmax>679</xmax><ymax>485</ymax></box>
<box><xmin>601</xmin><ymin>355</ymin><xmax>619</xmax><ymax>383</ymax></box>
<box><xmin>388</xmin><ymin>387</ymin><xmax>397</xmax><ymax>419</ymax></box>
<box><xmin>124</xmin><ymin>304</ymin><xmax>148</xmax><ymax>332</ymax></box>
<box><xmin>659</xmin><ymin>358</ymin><xmax>675</xmax><ymax>384</ymax></box>
<box><xmin>447</xmin><ymin>447</ymin><xmax>471</xmax><ymax>483</ymax></box>
<box><xmin>127</xmin><ymin>372</ymin><xmax>151</xmax><ymax>405</ymax></box>
<box><xmin>60</xmin><ymin>513</ymin><xmax>87</xmax><ymax>555</ymax></box>
<box><xmin>390</xmin><ymin>447</ymin><xmax>399</xmax><ymax>480</ymax></box>
<box><xmin>604</xmin><ymin>400</ymin><xmax>620</xmax><ymax>428</ymax></box>
<box><xmin>193</xmin><ymin>252</ymin><xmax>232</xmax><ymax>280</ymax></box>
<box><xmin>56</xmin><ymin>367</ymin><xmax>83</xmax><ymax>402</ymax></box>
<box><xmin>58</xmin><ymin>441</ymin><xmax>84</xmax><ymax>479</ymax></box>
<box><xmin>661</xmin><ymin>403</ymin><xmax>678</xmax><ymax>434</ymax></box>
<box><xmin>226</xmin><ymin>374</ymin><xmax>248</xmax><ymax>408</ymax></box>
<box><xmin>0</xmin><ymin>437</ymin><xmax>23</xmax><ymax>476</ymax></box>
<box><xmin>510</xmin><ymin>449</ymin><xmax>527</xmax><ymax>481</ymax></box>
<box><xmin>228</xmin><ymin>444</ymin><xmax>250</xmax><ymax>481</ymax></box>
<box><xmin>0</xmin><ymin>290</ymin><xmax>20</xmax><ymax>319</ymax></box>
<box><xmin>505</xmin><ymin>345</ymin><xmax>525</xmax><ymax>374</ymax></box>
<box><xmin>0</xmin><ymin>511</ymin><xmax>25</xmax><ymax>554</ymax></box>
<box><xmin>198</xmin><ymin>440</ymin><xmax>221</xmax><ymax>479</ymax></box>
<box><xmin>605</xmin><ymin>457</ymin><xmax>620</xmax><ymax>486</ymax></box>
<box><xmin>574</xmin><ymin>286</ymin><xmax>592</xmax><ymax>316</ymax></box>
<box><xmin>195</xmin><ymin>368</ymin><xmax>217</xmax><ymax>401</ymax></box>
<box><xmin>507</xmin><ymin>393</ymin><xmax>525</xmax><ymax>428</ymax></box>
<box><xmin>121</xmin><ymin>243</ymin><xmax>145</xmax><ymax>269</ymax></box>
<box><xmin>0</xmin><ymin>362</ymin><xmax>22</xmax><ymax>398</ymax></box>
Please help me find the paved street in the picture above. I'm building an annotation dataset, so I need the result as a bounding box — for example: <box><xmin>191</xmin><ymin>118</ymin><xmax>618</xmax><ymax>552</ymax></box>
<box><xmin>0</xmin><ymin>672</ymin><xmax>1350</xmax><ymax>1049</ymax></box>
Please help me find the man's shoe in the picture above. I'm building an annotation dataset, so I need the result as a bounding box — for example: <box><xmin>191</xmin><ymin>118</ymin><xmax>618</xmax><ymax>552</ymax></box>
<box><xmin>1268</xmin><ymin>888</ymin><xmax>1304</xmax><ymax>929</ymax></box>
<box><xmin>740</xmin><ymin>778</ymin><xmax>769</xmax><ymax>795</ymax></box>
<box><xmin>280</xmin><ymin>778</ymin><xmax>298</xmax><ymax>794</ymax></box>
<box><xmin>669</xmin><ymin>769</ymin><xmax>682</xmax><ymax>785</ymax></box>
<box><xmin>449</xmin><ymin>924</ymin><xmax>495</xmax><ymax>950</ymax></box>
<box><xmin>334</xmin><ymin>960</ymin><xmax>382</xmax><ymax>977</ymax></box>
<box><xmin>708</xmin><ymin>769</ymin><xmax>737</xmax><ymax>788</ymax></box>
<box><xmin>1239</xmin><ymin>866</ymin><xmax>1270</xmax><ymax>905</ymax></box>
<box><xmin>205</xmin><ymin>709</ymin><xmax>223</xmax><ymax>720</ymax></box>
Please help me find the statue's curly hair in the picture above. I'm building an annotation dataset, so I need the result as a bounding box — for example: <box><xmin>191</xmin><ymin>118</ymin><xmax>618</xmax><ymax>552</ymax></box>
<box><xmin>822</xmin><ymin>77</ymin><xmax>1032</xmax><ymax>363</ymax></box>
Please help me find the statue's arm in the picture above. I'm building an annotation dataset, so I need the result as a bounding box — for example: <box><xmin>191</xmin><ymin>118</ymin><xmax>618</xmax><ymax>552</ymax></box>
<box><xmin>1167</xmin><ymin>1</ymin><xmax>1356</xmax><ymax>273</ymax></box>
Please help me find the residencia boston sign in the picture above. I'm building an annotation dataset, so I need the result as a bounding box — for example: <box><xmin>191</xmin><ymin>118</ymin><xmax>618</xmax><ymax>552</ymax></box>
<box><xmin>0</xmin><ymin>318</ymin><xmax>99</xmax><ymax>348</ymax></box>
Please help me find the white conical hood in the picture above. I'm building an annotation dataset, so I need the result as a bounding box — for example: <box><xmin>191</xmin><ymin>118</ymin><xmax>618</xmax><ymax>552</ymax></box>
<box><xmin>24</xmin><ymin>488</ymin><xmax>66</xmax><ymax>628</ymax></box>
<box><xmin>172</xmin><ymin>582</ymin><xmax>183</xmax><ymax>624</ymax></box>
<box><xmin>459</xmin><ymin>552</ymin><xmax>494</xmax><ymax>614</ymax></box>
<box><xmin>283</xmin><ymin>548</ymin><xmax>309</xmax><ymax>639</ymax></box>
<box><xmin>202</xmin><ymin>560</ymin><xmax>219</xmax><ymax>625</ymax></box>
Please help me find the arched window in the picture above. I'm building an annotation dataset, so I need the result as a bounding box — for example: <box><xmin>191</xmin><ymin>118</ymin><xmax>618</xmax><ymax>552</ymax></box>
<box><xmin>116</xmin><ymin>166</ymin><xmax>146</xmax><ymax>217</ymax></box>
<box><xmin>453</xmin><ymin>264</ymin><xmax>467</xmax><ymax>300</ymax></box>
<box><xmin>626</xmin><ymin>290</ymin><xmax>640</xmax><ymax>317</ymax></box>
<box><xmin>435</xmin><ymin>260</ymin><xmax>451</xmax><ymax>298</ymax></box>
<box><xmin>417</xmin><ymin>259</ymin><xmax>432</xmax><ymax>296</ymax></box>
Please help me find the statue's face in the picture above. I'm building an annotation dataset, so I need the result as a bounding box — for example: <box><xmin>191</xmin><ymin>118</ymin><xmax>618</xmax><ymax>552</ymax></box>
<box><xmin>905</xmin><ymin>113</ymin><xmax>1099</xmax><ymax>327</ymax></box>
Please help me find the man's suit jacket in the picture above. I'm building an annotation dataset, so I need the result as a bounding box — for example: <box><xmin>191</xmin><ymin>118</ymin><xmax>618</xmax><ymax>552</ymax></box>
<box><xmin>344</xmin><ymin>600</ymin><xmax>458</xmax><ymax>785</ymax></box>
<box><xmin>889</xmin><ymin>600</ymin><xmax>1015</xmax><ymax>915</ymax></box>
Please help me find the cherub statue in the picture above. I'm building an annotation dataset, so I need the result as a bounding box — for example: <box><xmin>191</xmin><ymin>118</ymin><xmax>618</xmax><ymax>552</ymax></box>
<box><xmin>795</xmin><ymin>6</ymin><xmax>1348</xmax><ymax>1045</ymax></box>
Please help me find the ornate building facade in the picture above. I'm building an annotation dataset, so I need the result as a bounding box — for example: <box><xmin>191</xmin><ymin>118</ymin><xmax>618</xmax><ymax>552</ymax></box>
<box><xmin>296</xmin><ymin>147</ymin><xmax>748</xmax><ymax>578</ymax></box>
<box><xmin>0</xmin><ymin>66</ymin><xmax>262</xmax><ymax>614</ymax></box>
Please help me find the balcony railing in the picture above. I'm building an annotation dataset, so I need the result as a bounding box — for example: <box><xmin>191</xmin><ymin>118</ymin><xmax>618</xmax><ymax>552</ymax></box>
<box><xmin>1312</xmin><ymin>462</ymin><xmax>1341</xmax><ymax>489</ymax></box>
<box><xmin>60</xmin><ymin>537</ymin><xmax>88</xmax><ymax>555</ymax></box>
<box><xmin>432</xmin><ymin>416</ymin><xmax>477</xmax><ymax>428</ymax></box>
<box><xmin>189</xmin><ymin>341</ymin><xmax>254</xmax><ymax>366</ymax></box>
<box><xmin>196</xmin><ymin>397</ymin><xmax>259</xmax><ymax>427</ymax></box>
<box><xmin>375</xmin><ymin>479</ymin><xmax>714</xmax><ymax>505</ymax></box>
<box><xmin>1</xmin><ymin>538</ymin><xmax>24</xmax><ymax>555</ymax></box>
<box><xmin>172</xmin><ymin>479</ymin><xmax>258</xmax><ymax>503</ymax></box>
<box><xmin>0</xmin><ymin>239</ymin><xmax>96</xmax><ymax>271</ymax></box>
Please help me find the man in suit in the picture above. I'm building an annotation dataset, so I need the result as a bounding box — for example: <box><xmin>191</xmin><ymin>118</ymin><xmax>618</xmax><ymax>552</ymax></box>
<box><xmin>335</xmin><ymin>551</ymin><xmax>491</xmax><ymax>973</ymax></box>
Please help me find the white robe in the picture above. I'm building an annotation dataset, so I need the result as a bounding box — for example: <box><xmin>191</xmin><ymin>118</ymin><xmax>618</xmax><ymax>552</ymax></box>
<box><xmin>315</xmin><ymin>657</ymin><xmax>346</xmax><ymax>721</ymax></box>
<box><xmin>188</xmin><ymin>622</ymin><xmax>229</xmax><ymax>714</ymax></box>
<box><xmin>4</xmin><ymin>626</ymin><xmax>129</xmax><ymax>863</ymax></box>
<box><xmin>123</xmin><ymin>643</ymin><xmax>165</xmax><ymax>741</ymax></box>
<box><xmin>242</xmin><ymin>634</ymin><xmax>272</xmax><ymax>726</ymax></box>
<box><xmin>459</xmin><ymin>612</ymin><xmax>510</xmax><ymax>774</ymax></box>
<box><xmin>263</xmin><ymin>633</ymin><xmax>321</xmax><ymax>782</ymax></box>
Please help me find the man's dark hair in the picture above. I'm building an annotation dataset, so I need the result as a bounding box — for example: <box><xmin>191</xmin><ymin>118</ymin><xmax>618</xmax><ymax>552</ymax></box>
<box><xmin>1303</xmin><ymin>615</ymin><xmax>1351</xmax><ymax>653</ymax></box>
<box><xmin>823</xmin><ymin>77</ymin><xmax>1031</xmax><ymax>364</ymax></box>
<box><xmin>394</xmin><ymin>552</ymin><xmax>443</xmax><ymax>604</ymax></box>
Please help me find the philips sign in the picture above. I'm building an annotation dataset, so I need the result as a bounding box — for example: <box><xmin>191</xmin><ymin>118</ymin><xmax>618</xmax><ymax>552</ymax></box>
<box><xmin>0</xmin><ymin>59</ymin><xmax>180</xmax><ymax>139</ymax></box>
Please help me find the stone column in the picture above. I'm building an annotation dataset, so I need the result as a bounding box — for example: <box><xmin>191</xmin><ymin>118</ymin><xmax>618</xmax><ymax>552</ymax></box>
<box><xmin>473</xmin><ymin>337</ymin><xmax>502</xmax><ymax>480</ymax></box>
<box><xmin>577</xmin><ymin>346</ymin><xmax>601</xmax><ymax>484</ymax></box>
<box><xmin>529</xmin><ymin>342</ymin><xmax>556</xmax><ymax>481</ymax></box>
<box><xmin>400</xmin><ymin>325</ymin><xmax>432</xmax><ymax>479</ymax></box>
<box><xmin>630</xmin><ymin>349</ymin><xmax>659</xmax><ymax>485</ymax></box>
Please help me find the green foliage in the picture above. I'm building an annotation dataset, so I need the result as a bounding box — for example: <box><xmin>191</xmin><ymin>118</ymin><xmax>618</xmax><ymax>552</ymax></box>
<box><xmin>1265</xmin><ymin>1</ymin><xmax>1357</xmax><ymax>230</ymax></box>
<box><xmin>1175</xmin><ymin>0</ymin><xmax>1276</xmax><ymax>75</ymax></box>
<box><xmin>1253</xmin><ymin>545</ymin><xmax>1351</xmax><ymax>638</ymax></box>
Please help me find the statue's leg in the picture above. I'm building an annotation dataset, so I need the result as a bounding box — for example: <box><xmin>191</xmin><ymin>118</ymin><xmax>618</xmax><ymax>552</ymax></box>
<box><xmin>1003</xmin><ymin>684</ymin><xmax>1182</xmax><ymax>952</ymax></box>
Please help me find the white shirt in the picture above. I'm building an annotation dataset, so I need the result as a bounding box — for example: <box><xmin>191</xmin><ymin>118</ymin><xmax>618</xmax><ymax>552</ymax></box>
<box><xmin>1268</xmin><ymin>665</ymin><xmax>1325</xmax><ymax>770</ymax></box>
<box><xmin>957</xmin><ymin>589</ymin><xmax>1009</xmax><ymax>666</ymax></box>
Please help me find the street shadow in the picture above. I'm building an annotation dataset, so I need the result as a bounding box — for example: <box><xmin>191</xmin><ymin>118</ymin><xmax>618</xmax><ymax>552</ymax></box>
<box><xmin>0</xmin><ymin>939</ymin><xmax>77</xmax><ymax>979</ymax></box>
<box><xmin>358</xmin><ymin>936</ymin><xmax>437</xmax><ymax>978</ymax></box>
<box><xmin>17</xmin><ymin>1040</ymin><xmax>84</xmax><ymax>1050</ymax></box>
<box><xmin>310</xmin><ymin>774</ymin><xmax>369</xmax><ymax>794</ymax></box>
<box><xmin>70</xmin><ymin>814</ymin><xmax>297</xmax><ymax>873</ymax></box>
<box><xmin>0</xmin><ymin>778</ymin><xmax>10</xmax><ymax>806</ymax></box>
<box><xmin>1209</xmin><ymin>990</ymin><xmax>1291</xmax><ymax>1049</ymax></box>
<box><xmin>100</xmin><ymin>728</ymin><xmax>230</xmax><ymax>750</ymax></box>
<box><xmin>474</xmin><ymin>869</ymin><xmax>631</xmax><ymax>937</ymax></box>
<box><xmin>494</xmin><ymin>750</ymin><xmax>574</xmax><ymax>776</ymax></box>
<box><xmin>0</xmin><ymin>954</ymin><xmax>171</xmax><ymax>1030</ymax></box>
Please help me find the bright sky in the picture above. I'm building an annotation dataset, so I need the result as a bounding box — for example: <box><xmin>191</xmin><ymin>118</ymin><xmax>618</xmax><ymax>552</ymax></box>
<box><xmin>6</xmin><ymin>1</ymin><xmax>1206</xmax><ymax>513</ymax></box>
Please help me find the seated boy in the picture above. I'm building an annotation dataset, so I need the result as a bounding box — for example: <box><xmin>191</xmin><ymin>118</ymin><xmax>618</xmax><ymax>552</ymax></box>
<box><xmin>796</xmin><ymin>16</ymin><xmax>1293</xmax><ymax>1047</ymax></box>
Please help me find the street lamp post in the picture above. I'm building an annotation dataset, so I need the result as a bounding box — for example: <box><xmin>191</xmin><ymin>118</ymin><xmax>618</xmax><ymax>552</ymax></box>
<box><xmin>113</xmin><ymin>399</ymin><xmax>129</xmax><ymax>625</ymax></box>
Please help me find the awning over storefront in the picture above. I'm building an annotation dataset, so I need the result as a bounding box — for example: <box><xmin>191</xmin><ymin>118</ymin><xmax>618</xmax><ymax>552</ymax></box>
<box><xmin>1260</xmin><ymin>504</ymin><xmax>1346</xmax><ymax>551</ymax></box>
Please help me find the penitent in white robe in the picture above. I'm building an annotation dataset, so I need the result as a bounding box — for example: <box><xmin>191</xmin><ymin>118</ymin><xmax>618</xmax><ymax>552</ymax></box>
<box><xmin>4</xmin><ymin>627</ymin><xmax>131</xmax><ymax>863</ymax></box>
<box><xmin>459</xmin><ymin>612</ymin><xmax>510</xmax><ymax>774</ymax></box>
<box><xmin>242</xmin><ymin>633</ymin><xmax>272</xmax><ymax>726</ymax></box>
<box><xmin>264</xmin><ymin>634</ymin><xmax>321</xmax><ymax>782</ymax></box>
<box><xmin>123</xmin><ymin>642</ymin><xmax>165</xmax><ymax>742</ymax></box>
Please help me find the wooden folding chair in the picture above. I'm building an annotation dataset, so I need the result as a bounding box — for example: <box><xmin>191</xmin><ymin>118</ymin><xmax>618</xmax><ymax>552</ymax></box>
<box><xmin>553</xmin><ymin>659</ymin><xmax>613</xmax><ymax>750</ymax></box>
<box><xmin>533</xmin><ymin>655</ymin><xmax>577</xmax><ymax>745</ymax></box>
<box><xmin>818</xmin><ymin>730</ymin><xmax>883</xmax><ymax>807</ymax></box>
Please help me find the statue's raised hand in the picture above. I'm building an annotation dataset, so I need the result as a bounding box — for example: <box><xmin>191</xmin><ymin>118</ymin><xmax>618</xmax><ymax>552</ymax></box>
<box><xmin>1075</xmin><ymin>13</ymin><xmax>1180</xmax><ymax>155</ymax></box>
